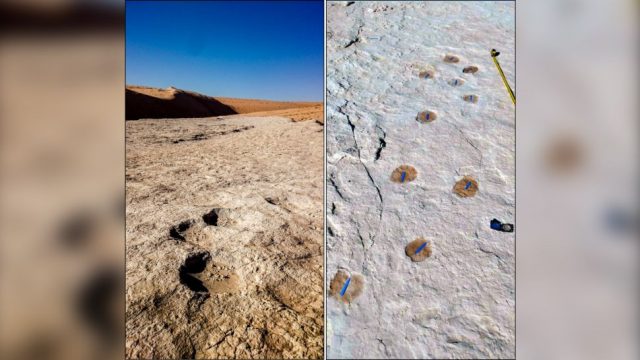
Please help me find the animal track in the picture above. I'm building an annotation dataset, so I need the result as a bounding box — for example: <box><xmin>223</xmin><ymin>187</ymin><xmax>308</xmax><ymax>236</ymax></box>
<box><xmin>463</xmin><ymin>65</ymin><xmax>479</xmax><ymax>74</ymax></box>
<box><xmin>449</xmin><ymin>78</ymin><xmax>465</xmax><ymax>86</ymax></box>
<box><xmin>405</xmin><ymin>238</ymin><xmax>433</xmax><ymax>262</ymax></box>
<box><xmin>169</xmin><ymin>220</ymin><xmax>195</xmax><ymax>241</ymax></box>
<box><xmin>453</xmin><ymin>175</ymin><xmax>479</xmax><ymax>197</ymax></box>
<box><xmin>169</xmin><ymin>208</ymin><xmax>230</xmax><ymax>242</ymax></box>
<box><xmin>329</xmin><ymin>270</ymin><xmax>364</xmax><ymax>303</ymax></box>
<box><xmin>172</xmin><ymin>133</ymin><xmax>208</xmax><ymax>143</ymax></box>
<box><xmin>202</xmin><ymin>208</ymin><xmax>231</xmax><ymax>227</ymax></box>
<box><xmin>416</xmin><ymin>110</ymin><xmax>437</xmax><ymax>123</ymax></box>
<box><xmin>391</xmin><ymin>165</ymin><xmax>418</xmax><ymax>183</ymax></box>
<box><xmin>202</xmin><ymin>209</ymin><xmax>221</xmax><ymax>226</ymax></box>
<box><xmin>179</xmin><ymin>251</ymin><xmax>240</xmax><ymax>294</ymax></box>
<box><xmin>418</xmin><ymin>70</ymin><xmax>435</xmax><ymax>79</ymax></box>
<box><xmin>372</xmin><ymin>4</ymin><xmax>394</xmax><ymax>12</ymax></box>
<box><xmin>443</xmin><ymin>54</ymin><xmax>460</xmax><ymax>63</ymax></box>
<box><xmin>169</xmin><ymin>126</ymin><xmax>254</xmax><ymax>144</ymax></box>
<box><xmin>267</xmin><ymin>274</ymin><xmax>322</xmax><ymax>315</ymax></box>
<box><xmin>463</xmin><ymin>94</ymin><xmax>478</xmax><ymax>103</ymax></box>
<box><xmin>179</xmin><ymin>252</ymin><xmax>211</xmax><ymax>292</ymax></box>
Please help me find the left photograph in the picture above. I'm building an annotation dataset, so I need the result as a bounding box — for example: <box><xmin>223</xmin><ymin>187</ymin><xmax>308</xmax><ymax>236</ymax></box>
<box><xmin>125</xmin><ymin>1</ymin><xmax>324</xmax><ymax>359</ymax></box>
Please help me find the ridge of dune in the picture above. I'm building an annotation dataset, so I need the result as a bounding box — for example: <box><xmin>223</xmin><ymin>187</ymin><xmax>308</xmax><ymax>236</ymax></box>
<box><xmin>126</xmin><ymin>85</ymin><xmax>322</xmax><ymax>121</ymax></box>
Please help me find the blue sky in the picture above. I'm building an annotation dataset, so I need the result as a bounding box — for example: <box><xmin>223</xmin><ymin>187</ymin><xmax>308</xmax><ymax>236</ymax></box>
<box><xmin>126</xmin><ymin>1</ymin><xmax>323</xmax><ymax>101</ymax></box>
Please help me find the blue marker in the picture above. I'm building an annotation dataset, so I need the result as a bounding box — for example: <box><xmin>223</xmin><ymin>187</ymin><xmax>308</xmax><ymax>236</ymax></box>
<box><xmin>454</xmin><ymin>79</ymin><xmax>458</xmax><ymax>86</ymax></box>
<box><xmin>465</xmin><ymin>181</ymin><xmax>472</xmax><ymax>190</ymax></box>
<box><xmin>490</xmin><ymin>219</ymin><xmax>502</xmax><ymax>230</ymax></box>
<box><xmin>425</xmin><ymin>112</ymin><xmax>430</xmax><ymax>120</ymax></box>
<box><xmin>415</xmin><ymin>241</ymin><xmax>428</xmax><ymax>255</ymax></box>
<box><xmin>340</xmin><ymin>277</ymin><xmax>351</xmax><ymax>297</ymax></box>
<box><xmin>401</xmin><ymin>171</ymin><xmax>407</xmax><ymax>182</ymax></box>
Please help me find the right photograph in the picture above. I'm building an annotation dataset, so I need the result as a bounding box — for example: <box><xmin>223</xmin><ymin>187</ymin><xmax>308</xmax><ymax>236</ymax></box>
<box><xmin>326</xmin><ymin>1</ymin><xmax>515</xmax><ymax>359</ymax></box>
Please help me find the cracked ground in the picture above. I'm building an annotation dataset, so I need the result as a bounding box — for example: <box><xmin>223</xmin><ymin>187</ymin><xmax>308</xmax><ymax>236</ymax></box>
<box><xmin>126</xmin><ymin>115</ymin><xmax>323</xmax><ymax>359</ymax></box>
<box><xmin>326</xmin><ymin>1</ymin><xmax>515</xmax><ymax>358</ymax></box>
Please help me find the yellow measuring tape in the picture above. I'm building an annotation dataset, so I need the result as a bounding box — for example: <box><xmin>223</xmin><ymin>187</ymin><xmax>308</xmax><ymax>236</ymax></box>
<box><xmin>490</xmin><ymin>49</ymin><xmax>515</xmax><ymax>105</ymax></box>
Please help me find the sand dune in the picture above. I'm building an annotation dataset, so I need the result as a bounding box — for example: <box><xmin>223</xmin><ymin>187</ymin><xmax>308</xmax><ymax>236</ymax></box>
<box><xmin>238</xmin><ymin>104</ymin><xmax>324</xmax><ymax>123</ymax></box>
<box><xmin>126</xmin><ymin>85</ymin><xmax>322</xmax><ymax>121</ymax></box>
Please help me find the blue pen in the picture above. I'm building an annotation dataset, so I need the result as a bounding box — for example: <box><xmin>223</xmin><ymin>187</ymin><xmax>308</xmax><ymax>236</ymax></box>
<box><xmin>414</xmin><ymin>241</ymin><xmax>428</xmax><ymax>255</ymax></box>
<box><xmin>340</xmin><ymin>277</ymin><xmax>351</xmax><ymax>297</ymax></box>
<box><xmin>401</xmin><ymin>171</ymin><xmax>406</xmax><ymax>182</ymax></box>
<box><xmin>465</xmin><ymin>181</ymin><xmax>472</xmax><ymax>190</ymax></box>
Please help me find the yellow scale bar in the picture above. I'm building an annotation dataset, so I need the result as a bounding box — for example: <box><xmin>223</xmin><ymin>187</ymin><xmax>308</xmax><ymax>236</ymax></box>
<box><xmin>490</xmin><ymin>49</ymin><xmax>516</xmax><ymax>105</ymax></box>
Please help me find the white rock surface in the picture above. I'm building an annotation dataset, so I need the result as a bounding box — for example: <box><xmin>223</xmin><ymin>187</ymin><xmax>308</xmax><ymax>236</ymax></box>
<box><xmin>326</xmin><ymin>2</ymin><xmax>515</xmax><ymax>358</ymax></box>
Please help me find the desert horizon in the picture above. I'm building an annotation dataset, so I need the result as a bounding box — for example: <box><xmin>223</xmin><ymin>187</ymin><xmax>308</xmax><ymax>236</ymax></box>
<box><xmin>125</xmin><ymin>1</ymin><xmax>324</xmax><ymax>358</ymax></box>
<box><xmin>126</xmin><ymin>85</ymin><xmax>323</xmax><ymax>122</ymax></box>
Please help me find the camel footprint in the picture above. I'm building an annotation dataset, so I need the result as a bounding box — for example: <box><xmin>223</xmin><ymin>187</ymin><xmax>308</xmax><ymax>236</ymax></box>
<box><xmin>463</xmin><ymin>65</ymin><xmax>479</xmax><ymax>74</ymax></box>
<box><xmin>179</xmin><ymin>251</ymin><xmax>240</xmax><ymax>294</ymax></box>
<box><xmin>168</xmin><ymin>208</ymin><xmax>231</xmax><ymax>242</ymax></box>
<box><xmin>448</xmin><ymin>78</ymin><xmax>465</xmax><ymax>86</ymax></box>
<box><xmin>443</xmin><ymin>54</ymin><xmax>460</xmax><ymax>63</ymax></box>
<box><xmin>168</xmin><ymin>209</ymin><xmax>240</xmax><ymax>294</ymax></box>
<box><xmin>169</xmin><ymin>220</ymin><xmax>195</xmax><ymax>241</ymax></box>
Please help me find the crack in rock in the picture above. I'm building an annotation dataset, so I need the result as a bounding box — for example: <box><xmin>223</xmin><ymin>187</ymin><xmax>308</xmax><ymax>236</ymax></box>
<box><xmin>377</xmin><ymin>338</ymin><xmax>390</xmax><ymax>356</ymax></box>
<box><xmin>336</xmin><ymin>101</ymin><xmax>385</xmax><ymax>260</ymax></box>
<box><xmin>344</xmin><ymin>24</ymin><xmax>364</xmax><ymax>48</ymax></box>
<box><xmin>451</xmin><ymin>122</ymin><xmax>483</xmax><ymax>168</ymax></box>
<box><xmin>336</xmin><ymin>102</ymin><xmax>384</xmax><ymax>207</ymax></box>
<box><xmin>374</xmin><ymin>124</ymin><xmax>387</xmax><ymax>161</ymax></box>
<box><xmin>329</xmin><ymin>175</ymin><xmax>345</xmax><ymax>200</ymax></box>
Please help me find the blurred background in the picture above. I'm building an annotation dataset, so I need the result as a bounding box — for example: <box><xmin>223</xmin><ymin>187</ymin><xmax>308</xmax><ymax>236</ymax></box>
<box><xmin>0</xmin><ymin>0</ymin><xmax>637</xmax><ymax>359</ymax></box>
<box><xmin>516</xmin><ymin>0</ymin><xmax>638</xmax><ymax>359</ymax></box>
<box><xmin>0</xmin><ymin>0</ymin><xmax>123</xmax><ymax>359</ymax></box>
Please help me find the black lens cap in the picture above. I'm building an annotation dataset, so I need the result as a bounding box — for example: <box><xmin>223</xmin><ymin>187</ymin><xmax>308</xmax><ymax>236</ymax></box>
<box><xmin>501</xmin><ymin>223</ymin><xmax>514</xmax><ymax>232</ymax></box>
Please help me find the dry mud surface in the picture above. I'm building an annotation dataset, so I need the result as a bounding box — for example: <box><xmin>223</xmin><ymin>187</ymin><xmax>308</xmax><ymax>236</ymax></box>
<box><xmin>327</xmin><ymin>1</ymin><xmax>515</xmax><ymax>359</ymax></box>
<box><xmin>126</xmin><ymin>116</ymin><xmax>323</xmax><ymax>359</ymax></box>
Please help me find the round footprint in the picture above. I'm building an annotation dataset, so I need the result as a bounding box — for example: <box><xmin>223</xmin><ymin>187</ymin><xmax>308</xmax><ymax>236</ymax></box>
<box><xmin>405</xmin><ymin>238</ymin><xmax>433</xmax><ymax>262</ymax></box>
<box><xmin>449</xmin><ymin>78</ymin><xmax>465</xmax><ymax>86</ymax></box>
<box><xmin>443</xmin><ymin>54</ymin><xmax>460</xmax><ymax>63</ymax></box>
<box><xmin>329</xmin><ymin>270</ymin><xmax>364</xmax><ymax>304</ymax></box>
<box><xmin>419</xmin><ymin>69</ymin><xmax>435</xmax><ymax>79</ymax></box>
<box><xmin>463</xmin><ymin>65</ymin><xmax>479</xmax><ymax>74</ymax></box>
<box><xmin>545</xmin><ymin>137</ymin><xmax>583</xmax><ymax>173</ymax></box>
<box><xmin>416</xmin><ymin>110</ymin><xmax>437</xmax><ymax>124</ymax></box>
<box><xmin>390</xmin><ymin>165</ymin><xmax>417</xmax><ymax>183</ymax></box>
<box><xmin>453</xmin><ymin>176</ymin><xmax>479</xmax><ymax>197</ymax></box>
<box><xmin>179</xmin><ymin>252</ymin><xmax>240</xmax><ymax>294</ymax></box>
<box><xmin>463</xmin><ymin>94</ymin><xmax>478</xmax><ymax>103</ymax></box>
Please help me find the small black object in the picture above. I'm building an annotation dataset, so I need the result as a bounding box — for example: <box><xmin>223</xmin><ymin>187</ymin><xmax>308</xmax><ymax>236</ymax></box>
<box><xmin>490</xmin><ymin>49</ymin><xmax>501</xmax><ymax>57</ymax></box>
<box><xmin>490</xmin><ymin>218</ymin><xmax>513</xmax><ymax>232</ymax></box>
